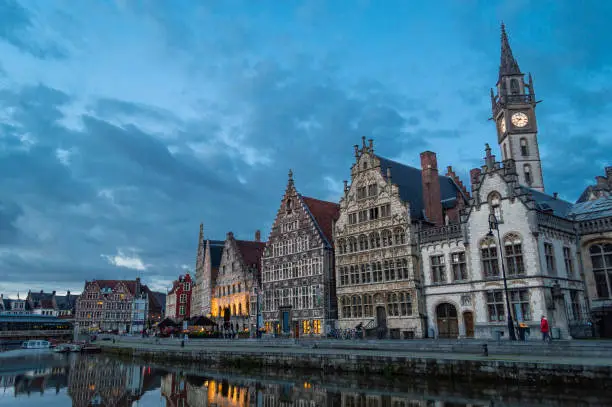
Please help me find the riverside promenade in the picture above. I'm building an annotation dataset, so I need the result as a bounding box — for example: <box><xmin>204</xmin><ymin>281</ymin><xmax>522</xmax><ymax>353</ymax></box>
<box><xmin>100</xmin><ymin>336</ymin><xmax>612</xmax><ymax>387</ymax></box>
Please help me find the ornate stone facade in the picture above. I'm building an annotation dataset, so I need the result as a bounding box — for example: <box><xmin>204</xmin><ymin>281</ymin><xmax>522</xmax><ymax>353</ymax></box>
<box><xmin>211</xmin><ymin>231</ymin><xmax>265</xmax><ymax>334</ymax></box>
<box><xmin>261</xmin><ymin>170</ymin><xmax>339</xmax><ymax>336</ymax></box>
<box><xmin>190</xmin><ymin>223</ymin><xmax>224</xmax><ymax>318</ymax></box>
<box><xmin>334</xmin><ymin>139</ymin><xmax>465</xmax><ymax>338</ymax></box>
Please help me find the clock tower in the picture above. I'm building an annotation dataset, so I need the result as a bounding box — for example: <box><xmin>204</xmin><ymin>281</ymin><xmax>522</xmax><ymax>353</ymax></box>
<box><xmin>491</xmin><ymin>23</ymin><xmax>545</xmax><ymax>192</ymax></box>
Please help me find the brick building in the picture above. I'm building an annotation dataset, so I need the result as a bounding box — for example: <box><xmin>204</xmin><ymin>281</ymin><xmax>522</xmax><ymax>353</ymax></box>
<box><xmin>165</xmin><ymin>274</ymin><xmax>193</xmax><ymax>321</ymax></box>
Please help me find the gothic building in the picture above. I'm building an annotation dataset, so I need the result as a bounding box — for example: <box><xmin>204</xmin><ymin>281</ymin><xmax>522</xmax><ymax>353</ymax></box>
<box><xmin>261</xmin><ymin>170</ymin><xmax>340</xmax><ymax>336</ymax></box>
<box><xmin>420</xmin><ymin>24</ymin><xmax>592</xmax><ymax>340</ymax></box>
<box><xmin>211</xmin><ymin>230</ymin><xmax>266</xmax><ymax>333</ymax></box>
<box><xmin>190</xmin><ymin>223</ymin><xmax>224</xmax><ymax>318</ymax></box>
<box><xmin>334</xmin><ymin>138</ymin><xmax>468</xmax><ymax>338</ymax></box>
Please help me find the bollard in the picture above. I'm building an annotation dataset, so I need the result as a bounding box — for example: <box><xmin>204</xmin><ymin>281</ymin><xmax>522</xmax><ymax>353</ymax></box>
<box><xmin>482</xmin><ymin>344</ymin><xmax>488</xmax><ymax>356</ymax></box>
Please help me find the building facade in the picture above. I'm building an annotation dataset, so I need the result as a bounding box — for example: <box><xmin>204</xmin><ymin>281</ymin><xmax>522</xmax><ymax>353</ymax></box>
<box><xmin>211</xmin><ymin>231</ymin><xmax>265</xmax><ymax>334</ymax></box>
<box><xmin>190</xmin><ymin>223</ymin><xmax>224</xmax><ymax>318</ymax></box>
<box><xmin>334</xmin><ymin>139</ymin><xmax>467</xmax><ymax>339</ymax></box>
<box><xmin>0</xmin><ymin>294</ymin><xmax>30</xmax><ymax>315</ymax></box>
<box><xmin>261</xmin><ymin>170</ymin><xmax>339</xmax><ymax>336</ymax></box>
<box><xmin>165</xmin><ymin>274</ymin><xmax>193</xmax><ymax>321</ymax></box>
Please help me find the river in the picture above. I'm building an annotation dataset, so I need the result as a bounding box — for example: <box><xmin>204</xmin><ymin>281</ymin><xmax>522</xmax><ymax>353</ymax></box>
<box><xmin>0</xmin><ymin>352</ymin><xmax>610</xmax><ymax>406</ymax></box>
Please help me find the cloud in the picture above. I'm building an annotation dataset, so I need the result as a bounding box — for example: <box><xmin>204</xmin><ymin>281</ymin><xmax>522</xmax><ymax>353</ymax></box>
<box><xmin>102</xmin><ymin>249</ymin><xmax>147</xmax><ymax>271</ymax></box>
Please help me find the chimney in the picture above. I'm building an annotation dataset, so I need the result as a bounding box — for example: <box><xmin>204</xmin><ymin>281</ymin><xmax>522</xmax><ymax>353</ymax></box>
<box><xmin>596</xmin><ymin>176</ymin><xmax>607</xmax><ymax>187</ymax></box>
<box><xmin>420</xmin><ymin>151</ymin><xmax>444</xmax><ymax>226</ymax></box>
<box><xmin>255</xmin><ymin>230</ymin><xmax>261</xmax><ymax>242</ymax></box>
<box><xmin>470</xmin><ymin>168</ymin><xmax>482</xmax><ymax>192</ymax></box>
<box><xmin>67</xmin><ymin>290</ymin><xmax>70</xmax><ymax>297</ymax></box>
<box><xmin>52</xmin><ymin>290</ymin><xmax>56</xmax><ymax>296</ymax></box>
<box><xmin>605</xmin><ymin>166</ymin><xmax>612</xmax><ymax>180</ymax></box>
<box><xmin>40</xmin><ymin>290</ymin><xmax>43</xmax><ymax>294</ymax></box>
<box><xmin>553</xmin><ymin>192</ymin><xmax>558</xmax><ymax>199</ymax></box>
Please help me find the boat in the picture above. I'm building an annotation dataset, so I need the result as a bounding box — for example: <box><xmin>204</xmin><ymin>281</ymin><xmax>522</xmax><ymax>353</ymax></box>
<box><xmin>81</xmin><ymin>344</ymin><xmax>102</xmax><ymax>354</ymax></box>
<box><xmin>21</xmin><ymin>340</ymin><xmax>52</xmax><ymax>349</ymax></box>
<box><xmin>69</xmin><ymin>343</ymin><xmax>83</xmax><ymax>352</ymax></box>
<box><xmin>53</xmin><ymin>343</ymin><xmax>71</xmax><ymax>353</ymax></box>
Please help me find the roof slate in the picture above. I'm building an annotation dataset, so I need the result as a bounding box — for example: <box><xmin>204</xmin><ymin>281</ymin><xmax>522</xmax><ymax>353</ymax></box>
<box><xmin>236</xmin><ymin>240</ymin><xmax>266</xmax><ymax>272</ymax></box>
<box><xmin>569</xmin><ymin>195</ymin><xmax>612</xmax><ymax>221</ymax></box>
<box><xmin>376</xmin><ymin>156</ymin><xmax>460</xmax><ymax>220</ymax></box>
<box><xmin>301</xmin><ymin>196</ymin><xmax>340</xmax><ymax>247</ymax></box>
<box><xmin>518</xmin><ymin>186</ymin><xmax>573</xmax><ymax>218</ymax></box>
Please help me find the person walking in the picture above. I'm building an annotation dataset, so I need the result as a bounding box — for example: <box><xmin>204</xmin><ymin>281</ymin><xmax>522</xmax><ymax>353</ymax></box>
<box><xmin>540</xmin><ymin>315</ymin><xmax>551</xmax><ymax>343</ymax></box>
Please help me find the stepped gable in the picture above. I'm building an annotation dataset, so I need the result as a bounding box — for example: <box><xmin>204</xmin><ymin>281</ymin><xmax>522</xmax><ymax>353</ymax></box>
<box><xmin>376</xmin><ymin>155</ymin><xmax>461</xmax><ymax>219</ymax></box>
<box><xmin>301</xmin><ymin>196</ymin><xmax>340</xmax><ymax>247</ymax></box>
<box><xmin>235</xmin><ymin>240</ymin><xmax>266</xmax><ymax>272</ymax></box>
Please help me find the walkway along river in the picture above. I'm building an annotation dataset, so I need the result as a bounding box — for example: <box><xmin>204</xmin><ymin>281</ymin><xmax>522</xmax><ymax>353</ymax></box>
<box><xmin>98</xmin><ymin>336</ymin><xmax>612</xmax><ymax>389</ymax></box>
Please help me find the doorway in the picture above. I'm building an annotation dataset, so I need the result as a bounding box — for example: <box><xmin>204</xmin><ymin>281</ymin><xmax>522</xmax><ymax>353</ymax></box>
<box><xmin>436</xmin><ymin>303</ymin><xmax>459</xmax><ymax>339</ymax></box>
<box><xmin>463</xmin><ymin>311</ymin><xmax>474</xmax><ymax>338</ymax></box>
<box><xmin>376</xmin><ymin>306</ymin><xmax>387</xmax><ymax>339</ymax></box>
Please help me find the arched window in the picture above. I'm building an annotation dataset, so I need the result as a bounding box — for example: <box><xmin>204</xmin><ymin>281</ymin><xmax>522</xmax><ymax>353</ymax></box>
<box><xmin>238</xmin><ymin>303</ymin><xmax>242</xmax><ymax>316</ymax></box>
<box><xmin>359</xmin><ymin>234</ymin><xmax>368</xmax><ymax>251</ymax></box>
<box><xmin>352</xmin><ymin>295</ymin><xmax>362</xmax><ymax>318</ymax></box>
<box><xmin>481</xmin><ymin>237</ymin><xmax>500</xmax><ymax>278</ymax></box>
<box><xmin>286</xmin><ymin>198</ymin><xmax>293</xmax><ymax>214</ymax></box>
<box><xmin>524</xmin><ymin>164</ymin><xmax>532</xmax><ymax>185</ymax></box>
<box><xmin>363</xmin><ymin>294</ymin><xmax>373</xmax><ymax>317</ymax></box>
<box><xmin>393</xmin><ymin>227</ymin><xmax>406</xmax><ymax>245</ymax></box>
<box><xmin>590</xmin><ymin>243</ymin><xmax>612</xmax><ymax>298</ymax></box>
<box><xmin>369</xmin><ymin>232</ymin><xmax>380</xmax><ymax>249</ymax></box>
<box><xmin>488</xmin><ymin>191</ymin><xmax>502</xmax><ymax>222</ymax></box>
<box><xmin>381</xmin><ymin>230</ymin><xmax>392</xmax><ymax>247</ymax></box>
<box><xmin>337</xmin><ymin>238</ymin><xmax>346</xmax><ymax>254</ymax></box>
<box><xmin>510</xmin><ymin>78</ymin><xmax>520</xmax><ymax>94</ymax></box>
<box><xmin>520</xmin><ymin>138</ymin><xmax>529</xmax><ymax>156</ymax></box>
<box><xmin>504</xmin><ymin>233</ymin><xmax>525</xmax><ymax>276</ymax></box>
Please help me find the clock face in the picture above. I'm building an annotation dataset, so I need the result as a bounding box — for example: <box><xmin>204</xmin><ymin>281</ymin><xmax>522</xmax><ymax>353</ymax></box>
<box><xmin>511</xmin><ymin>112</ymin><xmax>529</xmax><ymax>128</ymax></box>
<box><xmin>499</xmin><ymin>117</ymin><xmax>506</xmax><ymax>133</ymax></box>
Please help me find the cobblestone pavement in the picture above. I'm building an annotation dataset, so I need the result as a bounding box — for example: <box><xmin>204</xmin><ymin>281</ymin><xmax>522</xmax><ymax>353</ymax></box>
<box><xmin>100</xmin><ymin>336</ymin><xmax>612</xmax><ymax>366</ymax></box>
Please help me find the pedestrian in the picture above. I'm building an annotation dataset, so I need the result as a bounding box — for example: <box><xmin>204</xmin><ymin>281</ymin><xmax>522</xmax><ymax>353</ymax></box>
<box><xmin>540</xmin><ymin>315</ymin><xmax>550</xmax><ymax>343</ymax></box>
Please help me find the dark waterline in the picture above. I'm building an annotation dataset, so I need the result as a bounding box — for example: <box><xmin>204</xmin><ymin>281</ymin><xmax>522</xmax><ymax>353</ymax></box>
<box><xmin>1</xmin><ymin>353</ymin><xmax>611</xmax><ymax>407</ymax></box>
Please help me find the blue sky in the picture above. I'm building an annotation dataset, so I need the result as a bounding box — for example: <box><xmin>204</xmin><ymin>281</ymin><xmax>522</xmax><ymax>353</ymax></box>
<box><xmin>0</xmin><ymin>0</ymin><xmax>610</xmax><ymax>296</ymax></box>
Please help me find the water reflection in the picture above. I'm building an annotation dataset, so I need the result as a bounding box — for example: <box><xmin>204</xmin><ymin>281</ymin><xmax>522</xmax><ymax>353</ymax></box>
<box><xmin>0</xmin><ymin>354</ymin><xmax>610</xmax><ymax>406</ymax></box>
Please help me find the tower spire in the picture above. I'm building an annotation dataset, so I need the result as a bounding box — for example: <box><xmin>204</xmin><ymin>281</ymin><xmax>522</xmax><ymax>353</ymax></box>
<box><xmin>499</xmin><ymin>22</ymin><xmax>521</xmax><ymax>80</ymax></box>
<box><xmin>196</xmin><ymin>223</ymin><xmax>205</xmax><ymax>271</ymax></box>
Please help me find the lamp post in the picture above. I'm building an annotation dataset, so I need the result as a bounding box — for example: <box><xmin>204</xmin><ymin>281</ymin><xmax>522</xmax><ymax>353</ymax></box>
<box><xmin>487</xmin><ymin>213</ymin><xmax>517</xmax><ymax>341</ymax></box>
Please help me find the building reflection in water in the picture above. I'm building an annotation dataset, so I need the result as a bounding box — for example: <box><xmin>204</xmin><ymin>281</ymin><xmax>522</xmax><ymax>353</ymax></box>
<box><xmin>1</xmin><ymin>355</ymin><xmax>608</xmax><ymax>406</ymax></box>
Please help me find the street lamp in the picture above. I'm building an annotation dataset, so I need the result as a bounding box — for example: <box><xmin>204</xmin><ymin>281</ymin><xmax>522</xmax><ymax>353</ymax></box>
<box><xmin>487</xmin><ymin>213</ymin><xmax>517</xmax><ymax>341</ymax></box>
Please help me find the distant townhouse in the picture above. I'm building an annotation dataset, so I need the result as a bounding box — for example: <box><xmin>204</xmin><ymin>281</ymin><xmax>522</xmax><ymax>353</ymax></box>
<box><xmin>75</xmin><ymin>278</ymin><xmax>158</xmax><ymax>333</ymax></box>
<box><xmin>0</xmin><ymin>294</ymin><xmax>30</xmax><ymax>315</ymax></box>
<box><xmin>165</xmin><ymin>273</ymin><xmax>193</xmax><ymax>321</ymax></box>
<box><xmin>190</xmin><ymin>223</ymin><xmax>224</xmax><ymax>318</ymax></box>
<box><xmin>26</xmin><ymin>290</ymin><xmax>58</xmax><ymax>316</ymax></box>
<box><xmin>261</xmin><ymin>170</ymin><xmax>340</xmax><ymax>336</ymax></box>
<box><xmin>211</xmin><ymin>230</ymin><xmax>265</xmax><ymax>334</ymax></box>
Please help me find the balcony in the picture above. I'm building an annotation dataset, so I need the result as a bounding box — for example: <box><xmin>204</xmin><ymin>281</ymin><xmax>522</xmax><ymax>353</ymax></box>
<box><xmin>493</xmin><ymin>93</ymin><xmax>535</xmax><ymax>114</ymax></box>
<box><xmin>419</xmin><ymin>223</ymin><xmax>463</xmax><ymax>244</ymax></box>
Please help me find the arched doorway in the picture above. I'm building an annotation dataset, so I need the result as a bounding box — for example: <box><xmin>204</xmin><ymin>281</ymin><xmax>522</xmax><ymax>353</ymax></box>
<box><xmin>463</xmin><ymin>311</ymin><xmax>474</xmax><ymax>338</ymax></box>
<box><xmin>436</xmin><ymin>303</ymin><xmax>458</xmax><ymax>339</ymax></box>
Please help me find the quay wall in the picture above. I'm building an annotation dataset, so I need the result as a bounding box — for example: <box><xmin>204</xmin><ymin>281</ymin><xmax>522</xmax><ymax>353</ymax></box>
<box><xmin>100</xmin><ymin>342</ymin><xmax>612</xmax><ymax>388</ymax></box>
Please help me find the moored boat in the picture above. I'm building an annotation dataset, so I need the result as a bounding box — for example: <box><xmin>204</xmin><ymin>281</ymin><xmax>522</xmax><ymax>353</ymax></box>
<box><xmin>53</xmin><ymin>343</ymin><xmax>71</xmax><ymax>353</ymax></box>
<box><xmin>21</xmin><ymin>340</ymin><xmax>52</xmax><ymax>350</ymax></box>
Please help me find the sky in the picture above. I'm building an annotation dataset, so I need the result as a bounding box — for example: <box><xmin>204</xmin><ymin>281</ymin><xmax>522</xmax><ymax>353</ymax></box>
<box><xmin>0</xmin><ymin>0</ymin><xmax>610</xmax><ymax>297</ymax></box>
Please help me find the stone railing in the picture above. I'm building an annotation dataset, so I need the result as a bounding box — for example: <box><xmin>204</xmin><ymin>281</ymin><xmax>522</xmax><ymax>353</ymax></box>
<box><xmin>577</xmin><ymin>217</ymin><xmax>612</xmax><ymax>235</ymax></box>
<box><xmin>536</xmin><ymin>212</ymin><xmax>574</xmax><ymax>234</ymax></box>
<box><xmin>419</xmin><ymin>223</ymin><xmax>463</xmax><ymax>244</ymax></box>
<box><xmin>493</xmin><ymin>93</ymin><xmax>535</xmax><ymax>115</ymax></box>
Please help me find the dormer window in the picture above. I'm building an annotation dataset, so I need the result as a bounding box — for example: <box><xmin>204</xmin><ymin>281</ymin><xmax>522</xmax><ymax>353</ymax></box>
<box><xmin>520</xmin><ymin>138</ymin><xmax>529</xmax><ymax>156</ymax></box>
<box><xmin>488</xmin><ymin>191</ymin><xmax>503</xmax><ymax>222</ymax></box>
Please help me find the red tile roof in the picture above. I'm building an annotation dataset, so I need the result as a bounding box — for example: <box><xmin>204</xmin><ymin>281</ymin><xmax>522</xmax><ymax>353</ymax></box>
<box><xmin>301</xmin><ymin>196</ymin><xmax>340</xmax><ymax>247</ymax></box>
<box><xmin>236</xmin><ymin>240</ymin><xmax>267</xmax><ymax>272</ymax></box>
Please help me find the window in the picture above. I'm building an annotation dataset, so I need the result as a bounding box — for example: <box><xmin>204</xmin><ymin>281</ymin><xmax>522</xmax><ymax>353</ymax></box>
<box><xmin>396</xmin><ymin>259</ymin><xmax>409</xmax><ymax>280</ymax></box>
<box><xmin>286</xmin><ymin>198</ymin><xmax>293</xmax><ymax>213</ymax></box>
<box><xmin>399</xmin><ymin>293</ymin><xmax>412</xmax><ymax>316</ymax></box>
<box><xmin>544</xmin><ymin>243</ymin><xmax>556</xmax><ymax>276</ymax></box>
<box><xmin>393</xmin><ymin>228</ymin><xmax>406</xmax><ymax>245</ymax></box>
<box><xmin>357</xmin><ymin>186</ymin><xmax>367</xmax><ymax>199</ymax></box>
<box><xmin>369</xmin><ymin>232</ymin><xmax>380</xmax><ymax>249</ymax></box>
<box><xmin>361</xmin><ymin>264</ymin><xmax>371</xmax><ymax>283</ymax></box>
<box><xmin>486</xmin><ymin>290</ymin><xmax>505</xmax><ymax>321</ymax></box>
<box><xmin>179</xmin><ymin>294</ymin><xmax>187</xmax><ymax>303</ymax></box>
<box><xmin>510</xmin><ymin>78</ymin><xmax>520</xmax><ymax>94</ymax></box>
<box><xmin>363</xmin><ymin>295</ymin><xmax>373</xmax><ymax>317</ymax></box>
<box><xmin>381</xmin><ymin>230</ymin><xmax>392</xmax><ymax>246</ymax></box>
<box><xmin>369</xmin><ymin>207</ymin><xmax>379</xmax><ymax>220</ymax></box>
<box><xmin>504</xmin><ymin>233</ymin><xmax>525</xmax><ymax>276</ymax></box>
<box><xmin>313</xmin><ymin>319</ymin><xmax>321</xmax><ymax>335</ymax></box>
<box><xmin>524</xmin><ymin>164</ymin><xmax>532</xmax><ymax>185</ymax></box>
<box><xmin>430</xmin><ymin>255</ymin><xmax>446</xmax><ymax>283</ymax></box>
<box><xmin>488</xmin><ymin>192</ymin><xmax>502</xmax><ymax>222</ymax></box>
<box><xmin>451</xmin><ymin>252</ymin><xmax>467</xmax><ymax>281</ymax></box>
<box><xmin>503</xmin><ymin>143</ymin><xmax>508</xmax><ymax>160</ymax></box>
<box><xmin>570</xmin><ymin>290</ymin><xmax>582</xmax><ymax>320</ymax></box>
<box><xmin>380</xmin><ymin>203</ymin><xmax>391</xmax><ymax>218</ymax></box>
<box><xmin>359</xmin><ymin>234</ymin><xmax>368</xmax><ymax>251</ymax></box>
<box><xmin>387</xmin><ymin>293</ymin><xmax>399</xmax><ymax>317</ymax></box>
<box><xmin>481</xmin><ymin>238</ymin><xmax>500</xmax><ymax>278</ymax></box>
<box><xmin>590</xmin><ymin>243</ymin><xmax>612</xmax><ymax>298</ymax></box>
<box><xmin>339</xmin><ymin>266</ymin><xmax>349</xmax><ymax>286</ymax></box>
<box><xmin>368</xmin><ymin>184</ymin><xmax>378</xmax><ymax>197</ymax></box>
<box><xmin>564</xmin><ymin>247</ymin><xmax>574</xmax><ymax>277</ymax></box>
<box><xmin>371</xmin><ymin>262</ymin><xmax>382</xmax><ymax>282</ymax></box>
<box><xmin>358</xmin><ymin>210</ymin><xmax>368</xmax><ymax>222</ymax></box>
<box><xmin>179</xmin><ymin>305</ymin><xmax>185</xmax><ymax>316</ymax></box>
<box><xmin>350</xmin><ymin>265</ymin><xmax>360</xmax><ymax>284</ymax></box>
<box><xmin>341</xmin><ymin>297</ymin><xmax>351</xmax><ymax>318</ymax></box>
<box><xmin>510</xmin><ymin>289</ymin><xmax>531</xmax><ymax>321</ymax></box>
<box><xmin>520</xmin><ymin>138</ymin><xmax>529</xmax><ymax>156</ymax></box>
<box><xmin>183</xmin><ymin>282</ymin><xmax>190</xmax><ymax>291</ymax></box>
<box><xmin>348</xmin><ymin>213</ymin><xmax>357</xmax><ymax>225</ymax></box>
<box><xmin>352</xmin><ymin>295</ymin><xmax>362</xmax><ymax>318</ymax></box>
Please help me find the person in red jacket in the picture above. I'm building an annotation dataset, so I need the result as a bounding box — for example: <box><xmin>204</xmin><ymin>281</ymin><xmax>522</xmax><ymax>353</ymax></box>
<box><xmin>540</xmin><ymin>315</ymin><xmax>551</xmax><ymax>342</ymax></box>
